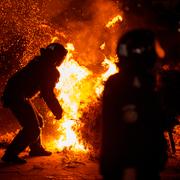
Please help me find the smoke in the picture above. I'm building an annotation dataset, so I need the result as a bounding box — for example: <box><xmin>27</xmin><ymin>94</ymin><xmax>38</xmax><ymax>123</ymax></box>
<box><xmin>51</xmin><ymin>0</ymin><xmax>123</xmax><ymax>72</ymax></box>
<box><xmin>52</xmin><ymin>0</ymin><xmax>93</xmax><ymax>23</ymax></box>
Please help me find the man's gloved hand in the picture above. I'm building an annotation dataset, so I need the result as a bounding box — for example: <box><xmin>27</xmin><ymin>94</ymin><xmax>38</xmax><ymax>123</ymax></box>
<box><xmin>55</xmin><ymin>107</ymin><xmax>63</xmax><ymax>120</ymax></box>
<box><xmin>37</xmin><ymin>113</ymin><xmax>44</xmax><ymax>128</ymax></box>
<box><xmin>55</xmin><ymin>112</ymin><xmax>62</xmax><ymax>120</ymax></box>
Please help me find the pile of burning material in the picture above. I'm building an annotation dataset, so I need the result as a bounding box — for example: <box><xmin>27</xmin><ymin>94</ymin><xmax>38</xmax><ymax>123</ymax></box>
<box><xmin>44</xmin><ymin>42</ymin><xmax>119</xmax><ymax>156</ymax></box>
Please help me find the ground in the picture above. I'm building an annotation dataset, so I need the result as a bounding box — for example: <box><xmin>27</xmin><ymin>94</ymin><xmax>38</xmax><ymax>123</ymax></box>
<box><xmin>0</xmin><ymin>150</ymin><xmax>180</xmax><ymax>180</ymax></box>
<box><xmin>0</xmin><ymin>150</ymin><xmax>101</xmax><ymax>180</ymax></box>
<box><xmin>0</xmin><ymin>108</ymin><xmax>180</xmax><ymax>180</ymax></box>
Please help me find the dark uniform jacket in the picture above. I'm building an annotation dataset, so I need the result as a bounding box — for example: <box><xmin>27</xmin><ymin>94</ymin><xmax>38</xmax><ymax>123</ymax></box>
<box><xmin>2</xmin><ymin>56</ymin><xmax>62</xmax><ymax>118</ymax></box>
<box><xmin>101</xmin><ymin>72</ymin><xmax>167</xmax><ymax>172</ymax></box>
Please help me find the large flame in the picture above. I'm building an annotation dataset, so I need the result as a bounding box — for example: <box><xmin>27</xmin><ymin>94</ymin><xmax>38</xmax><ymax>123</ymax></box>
<box><xmin>54</xmin><ymin>43</ymin><xmax>92</xmax><ymax>152</ymax></box>
<box><xmin>48</xmin><ymin>40</ymin><xmax>119</xmax><ymax>152</ymax></box>
<box><xmin>47</xmin><ymin>14</ymin><xmax>122</xmax><ymax>153</ymax></box>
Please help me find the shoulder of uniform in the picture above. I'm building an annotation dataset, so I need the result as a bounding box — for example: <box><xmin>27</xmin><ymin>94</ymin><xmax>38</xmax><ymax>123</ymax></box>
<box><xmin>25</xmin><ymin>56</ymin><xmax>41</xmax><ymax>68</ymax></box>
<box><xmin>103</xmin><ymin>73</ymin><xmax>122</xmax><ymax>95</ymax></box>
<box><xmin>106</xmin><ymin>73</ymin><xmax>122</xmax><ymax>86</ymax></box>
<box><xmin>48</xmin><ymin>67</ymin><xmax>60</xmax><ymax>83</ymax></box>
<box><xmin>54</xmin><ymin>68</ymin><xmax>60</xmax><ymax>77</ymax></box>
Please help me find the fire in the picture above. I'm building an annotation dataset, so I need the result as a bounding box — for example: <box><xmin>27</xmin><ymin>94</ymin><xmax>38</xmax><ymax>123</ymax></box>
<box><xmin>47</xmin><ymin>14</ymin><xmax>122</xmax><ymax>153</ymax></box>
<box><xmin>53</xmin><ymin>43</ymin><xmax>92</xmax><ymax>152</ymax></box>
<box><xmin>43</xmin><ymin>12</ymin><xmax>123</xmax><ymax>152</ymax></box>
<box><xmin>101</xmin><ymin>57</ymin><xmax>119</xmax><ymax>81</ymax></box>
<box><xmin>56</xmin><ymin>119</ymin><xmax>85</xmax><ymax>151</ymax></box>
<box><xmin>47</xmin><ymin>42</ymin><xmax>119</xmax><ymax>152</ymax></box>
<box><xmin>100</xmin><ymin>42</ymin><xmax>106</xmax><ymax>50</ymax></box>
<box><xmin>106</xmin><ymin>15</ymin><xmax>123</xmax><ymax>28</ymax></box>
<box><xmin>51</xmin><ymin>36</ymin><xmax>59</xmax><ymax>43</ymax></box>
<box><xmin>95</xmin><ymin>57</ymin><xmax>119</xmax><ymax>97</ymax></box>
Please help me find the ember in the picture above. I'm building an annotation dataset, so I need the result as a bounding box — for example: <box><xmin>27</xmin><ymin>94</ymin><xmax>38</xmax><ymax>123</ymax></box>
<box><xmin>106</xmin><ymin>15</ymin><xmax>123</xmax><ymax>28</ymax></box>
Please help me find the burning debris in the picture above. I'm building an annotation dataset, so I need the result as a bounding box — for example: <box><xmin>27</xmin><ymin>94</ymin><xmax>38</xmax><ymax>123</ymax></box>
<box><xmin>106</xmin><ymin>15</ymin><xmax>123</xmax><ymax>28</ymax></box>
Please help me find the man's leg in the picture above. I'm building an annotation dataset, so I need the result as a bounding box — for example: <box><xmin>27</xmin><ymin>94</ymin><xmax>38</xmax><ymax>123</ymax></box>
<box><xmin>29</xmin><ymin>134</ymin><xmax>52</xmax><ymax>156</ymax></box>
<box><xmin>29</xmin><ymin>109</ymin><xmax>52</xmax><ymax>156</ymax></box>
<box><xmin>2</xmin><ymin>100</ymin><xmax>40</xmax><ymax>163</ymax></box>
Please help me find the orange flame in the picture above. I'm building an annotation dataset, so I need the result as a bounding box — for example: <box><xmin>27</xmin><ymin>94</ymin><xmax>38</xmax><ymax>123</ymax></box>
<box><xmin>53</xmin><ymin>43</ymin><xmax>92</xmax><ymax>152</ymax></box>
<box><xmin>46</xmin><ymin>13</ymin><xmax>122</xmax><ymax>153</ymax></box>
<box><xmin>106</xmin><ymin>15</ymin><xmax>123</xmax><ymax>28</ymax></box>
<box><xmin>95</xmin><ymin>56</ymin><xmax>119</xmax><ymax>97</ymax></box>
<box><xmin>46</xmin><ymin>42</ymin><xmax>119</xmax><ymax>152</ymax></box>
<box><xmin>51</xmin><ymin>36</ymin><xmax>59</xmax><ymax>43</ymax></box>
<box><xmin>56</xmin><ymin>119</ymin><xmax>85</xmax><ymax>151</ymax></box>
<box><xmin>100</xmin><ymin>42</ymin><xmax>106</xmax><ymax>50</ymax></box>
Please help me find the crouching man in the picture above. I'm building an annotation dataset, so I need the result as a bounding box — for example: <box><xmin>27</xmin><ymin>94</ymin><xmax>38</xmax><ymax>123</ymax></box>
<box><xmin>1</xmin><ymin>43</ymin><xmax>67</xmax><ymax>164</ymax></box>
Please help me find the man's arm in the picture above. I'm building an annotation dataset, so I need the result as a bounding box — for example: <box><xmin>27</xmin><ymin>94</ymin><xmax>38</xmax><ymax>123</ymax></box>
<box><xmin>40</xmin><ymin>69</ymin><xmax>63</xmax><ymax>120</ymax></box>
<box><xmin>41</xmin><ymin>87</ymin><xmax>62</xmax><ymax>120</ymax></box>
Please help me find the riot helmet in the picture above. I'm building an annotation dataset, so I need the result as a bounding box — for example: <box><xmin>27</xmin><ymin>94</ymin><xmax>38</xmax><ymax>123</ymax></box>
<box><xmin>116</xmin><ymin>29</ymin><xmax>165</xmax><ymax>73</ymax></box>
<box><xmin>41</xmin><ymin>43</ymin><xmax>67</xmax><ymax>66</ymax></box>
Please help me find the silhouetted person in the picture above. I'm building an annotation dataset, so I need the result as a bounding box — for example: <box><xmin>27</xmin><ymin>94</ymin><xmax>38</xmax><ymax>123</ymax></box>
<box><xmin>100</xmin><ymin>29</ymin><xmax>168</xmax><ymax>180</ymax></box>
<box><xmin>1</xmin><ymin>43</ymin><xmax>67</xmax><ymax>164</ymax></box>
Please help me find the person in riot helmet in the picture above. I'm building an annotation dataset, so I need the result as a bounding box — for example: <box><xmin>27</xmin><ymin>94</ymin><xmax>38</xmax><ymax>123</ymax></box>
<box><xmin>100</xmin><ymin>29</ymin><xmax>168</xmax><ymax>180</ymax></box>
<box><xmin>1</xmin><ymin>43</ymin><xmax>67</xmax><ymax>164</ymax></box>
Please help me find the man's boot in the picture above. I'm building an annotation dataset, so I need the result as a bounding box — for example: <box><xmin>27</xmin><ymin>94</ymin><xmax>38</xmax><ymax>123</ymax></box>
<box><xmin>29</xmin><ymin>145</ymin><xmax>52</xmax><ymax>157</ymax></box>
<box><xmin>29</xmin><ymin>136</ymin><xmax>52</xmax><ymax>157</ymax></box>
<box><xmin>1</xmin><ymin>152</ymin><xmax>27</xmax><ymax>164</ymax></box>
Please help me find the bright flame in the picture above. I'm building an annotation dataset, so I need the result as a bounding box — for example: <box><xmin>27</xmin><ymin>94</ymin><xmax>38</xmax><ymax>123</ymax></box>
<box><xmin>101</xmin><ymin>57</ymin><xmax>119</xmax><ymax>81</ymax></box>
<box><xmin>47</xmin><ymin>14</ymin><xmax>122</xmax><ymax>152</ymax></box>
<box><xmin>53</xmin><ymin>43</ymin><xmax>92</xmax><ymax>152</ymax></box>
<box><xmin>100</xmin><ymin>42</ymin><xmax>106</xmax><ymax>50</ymax></box>
<box><xmin>51</xmin><ymin>36</ymin><xmax>59</xmax><ymax>43</ymax></box>
<box><xmin>95</xmin><ymin>56</ymin><xmax>119</xmax><ymax>97</ymax></box>
<box><xmin>106</xmin><ymin>15</ymin><xmax>123</xmax><ymax>28</ymax></box>
<box><xmin>49</xmin><ymin>43</ymin><xmax>119</xmax><ymax>152</ymax></box>
<box><xmin>56</xmin><ymin>119</ymin><xmax>85</xmax><ymax>151</ymax></box>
